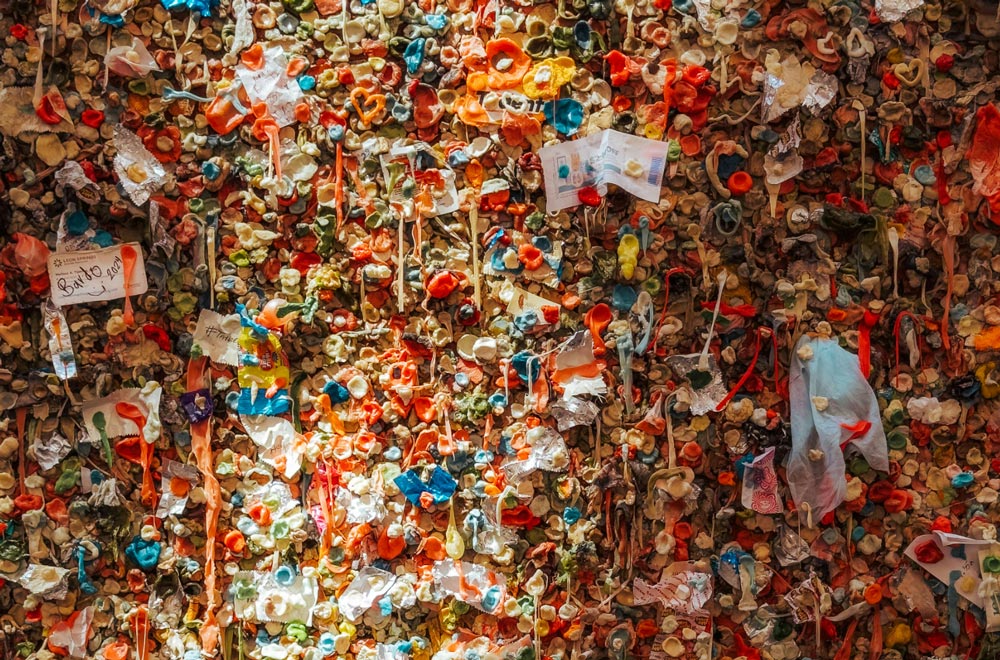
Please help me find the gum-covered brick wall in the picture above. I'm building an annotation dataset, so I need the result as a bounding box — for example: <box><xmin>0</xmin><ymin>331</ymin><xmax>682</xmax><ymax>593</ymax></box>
<box><xmin>3</xmin><ymin>0</ymin><xmax>1000</xmax><ymax>658</ymax></box>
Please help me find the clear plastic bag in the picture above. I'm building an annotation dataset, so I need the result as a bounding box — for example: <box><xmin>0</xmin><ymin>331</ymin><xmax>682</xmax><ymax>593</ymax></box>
<box><xmin>788</xmin><ymin>336</ymin><xmax>889</xmax><ymax>522</ymax></box>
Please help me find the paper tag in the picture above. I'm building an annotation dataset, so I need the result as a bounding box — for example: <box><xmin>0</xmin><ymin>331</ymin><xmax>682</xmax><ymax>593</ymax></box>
<box><xmin>193</xmin><ymin>309</ymin><xmax>242</xmax><ymax>365</ymax></box>
<box><xmin>48</xmin><ymin>243</ymin><xmax>148</xmax><ymax>307</ymax></box>
<box><xmin>43</xmin><ymin>300</ymin><xmax>77</xmax><ymax>380</ymax></box>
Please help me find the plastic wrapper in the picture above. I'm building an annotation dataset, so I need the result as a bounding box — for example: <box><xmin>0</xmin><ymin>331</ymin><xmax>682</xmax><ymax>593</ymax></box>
<box><xmin>788</xmin><ymin>336</ymin><xmax>889</xmax><ymax>521</ymax></box>
<box><xmin>111</xmin><ymin>126</ymin><xmax>169</xmax><ymax>206</ymax></box>
<box><xmin>431</xmin><ymin>560</ymin><xmax>506</xmax><ymax>614</ymax></box>
<box><xmin>233</xmin><ymin>569</ymin><xmax>319</xmax><ymax>624</ymax></box>
<box><xmin>338</xmin><ymin>567</ymin><xmax>397</xmax><ymax>623</ymax></box>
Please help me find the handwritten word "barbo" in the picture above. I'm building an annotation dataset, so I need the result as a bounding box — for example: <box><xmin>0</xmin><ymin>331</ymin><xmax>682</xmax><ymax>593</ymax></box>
<box><xmin>55</xmin><ymin>255</ymin><xmax>124</xmax><ymax>299</ymax></box>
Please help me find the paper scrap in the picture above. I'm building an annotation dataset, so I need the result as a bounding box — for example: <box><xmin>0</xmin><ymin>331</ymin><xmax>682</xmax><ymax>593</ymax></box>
<box><xmin>632</xmin><ymin>570</ymin><xmax>713</xmax><ymax>613</ymax></box>
<box><xmin>81</xmin><ymin>387</ymin><xmax>162</xmax><ymax>440</ymax></box>
<box><xmin>741</xmin><ymin>447</ymin><xmax>782</xmax><ymax>514</ymax></box>
<box><xmin>539</xmin><ymin>129</ymin><xmax>668</xmax><ymax>210</ymax></box>
<box><xmin>506</xmin><ymin>287</ymin><xmax>560</xmax><ymax>326</ymax></box>
<box><xmin>193</xmin><ymin>309</ymin><xmax>242</xmax><ymax>366</ymax></box>
<box><xmin>48</xmin><ymin>243</ymin><xmax>148</xmax><ymax>307</ymax></box>
<box><xmin>904</xmin><ymin>531</ymin><xmax>994</xmax><ymax>607</ymax></box>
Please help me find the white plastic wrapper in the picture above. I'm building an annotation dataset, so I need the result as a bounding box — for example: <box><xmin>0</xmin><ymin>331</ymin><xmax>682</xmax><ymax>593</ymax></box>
<box><xmin>241</xmin><ymin>415</ymin><xmax>303</xmax><ymax>478</ymax></box>
<box><xmin>229</xmin><ymin>0</ymin><xmax>255</xmax><ymax>56</ymax></box>
<box><xmin>233</xmin><ymin>570</ymin><xmax>319</xmax><ymax>624</ymax></box>
<box><xmin>432</xmin><ymin>560</ymin><xmax>506</xmax><ymax>613</ymax></box>
<box><xmin>500</xmin><ymin>425</ymin><xmax>569</xmax><ymax>483</ymax></box>
<box><xmin>335</xmin><ymin>485</ymin><xmax>387</xmax><ymax>524</ymax></box>
<box><xmin>112</xmin><ymin>126</ymin><xmax>169</xmax><ymax>206</ymax></box>
<box><xmin>18</xmin><ymin>563</ymin><xmax>71</xmax><ymax>597</ymax></box>
<box><xmin>46</xmin><ymin>607</ymin><xmax>93</xmax><ymax>659</ymax></box>
<box><xmin>764</xmin><ymin>116</ymin><xmax>804</xmax><ymax>185</ymax></box>
<box><xmin>81</xmin><ymin>386</ymin><xmax>162</xmax><ymax>441</ymax></box>
<box><xmin>104</xmin><ymin>38</ymin><xmax>160</xmax><ymax>77</ymax></box>
<box><xmin>666</xmin><ymin>353</ymin><xmax>727</xmax><ymax>416</ymax></box>
<box><xmin>156</xmin><ymin>459</ymin><xmax>200</xmax><ymax>517</ymax></box>
<box><xmin>787</xmin><ymin>337</ymin><xmax>889</xmax><ymax>522</ymax></box>
<box><xmin>339</xmin><ymin>567</ymin><xmax>397</xmax><ymax>622</ymax></box>
<box><xmin>44</xmin><ymin>299</ymin><xmax>78</xmax><ymax>380</ymax></box>
<box><xmin>236</xmin><ymin>46</ymin><xmax>303</xmax><ymax>127</ymax></box>
<box><xmin>32</xmin><ymin>432</ymin><xmax>72</xmax><ymax>471</ymax></box>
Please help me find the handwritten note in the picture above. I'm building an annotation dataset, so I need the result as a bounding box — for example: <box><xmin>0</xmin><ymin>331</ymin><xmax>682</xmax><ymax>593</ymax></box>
<box><xmin>48</xmin><ymin>243</ymin><xmax>148</xmax><ymax>307</ymax></box>
<box><xmin>538</xmin><ymin>129</ymin><xmax>668</xmax><ymax>211</ymax></box>
<box><xmin>193</xmin><ymin>310</ymin><xmax>242</xmax><ymax>366</ymax></box>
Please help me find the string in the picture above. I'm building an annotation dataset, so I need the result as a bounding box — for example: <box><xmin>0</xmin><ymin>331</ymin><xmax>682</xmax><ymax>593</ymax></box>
<box><xmin>698</xmin><ymin>272</ymin><xmax>728</xmax><ymax>371</ymax></box>
<box><xmin>714</xmin><ymin>328</ymin><xmax>764</xmax><ymax>412</ymax></box>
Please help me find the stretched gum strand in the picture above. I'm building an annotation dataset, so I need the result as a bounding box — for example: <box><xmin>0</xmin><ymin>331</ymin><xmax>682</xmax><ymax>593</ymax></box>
<box><xmin>120</xmin><ymin>244</ymin><xmax>137</xmax><ymax>327</ymax></box>
<box><xmin>186</xmin><ymin>357</ymin><xmax>221</xmax><ymax>655</ymax></box>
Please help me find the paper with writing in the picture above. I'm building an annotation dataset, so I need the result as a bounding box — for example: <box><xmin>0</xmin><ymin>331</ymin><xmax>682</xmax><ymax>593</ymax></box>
<box><xmin>539</xmin><ymin>129</ymin><xmax>668</xmax><ymax>211</ymax></box>
<box><xmin>48</xmin><ymin>243</ymin><xmax>148</xmax><ymax>307</ymax></box>
<box><xmin>978</xmin><ymin>544</ymin><xmax>1000</xmax><ymax>631</ymax></box>
<box><xmin>193</xmin><ymin>309</ymin><xmax>242</xmax><ymax>366</ymax></box>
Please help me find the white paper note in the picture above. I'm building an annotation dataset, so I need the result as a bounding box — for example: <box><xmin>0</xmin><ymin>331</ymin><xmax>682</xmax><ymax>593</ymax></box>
<box><xmin>48</xmin><ymin>243</ymin><xmax>148</xmax><ymax>307</ymax></box>
<box><xmin>193</xmin><ymin>309</ymin><xmax>242</xmax><ymax>366</ymax></box>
